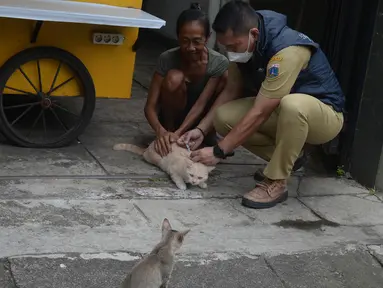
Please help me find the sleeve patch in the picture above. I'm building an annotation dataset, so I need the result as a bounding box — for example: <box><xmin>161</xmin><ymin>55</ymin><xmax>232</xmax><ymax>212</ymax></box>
<box><xmin>267</xmin><ymin>64</ymin><xmax>280</xmax><ymax>78</ymax></box>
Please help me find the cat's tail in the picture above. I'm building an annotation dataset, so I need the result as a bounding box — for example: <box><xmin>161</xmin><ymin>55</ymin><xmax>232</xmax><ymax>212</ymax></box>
<box><xmin>113</xmin><ymin>143</ymin><xmax>145</xmax><ymax>155</ymax></box>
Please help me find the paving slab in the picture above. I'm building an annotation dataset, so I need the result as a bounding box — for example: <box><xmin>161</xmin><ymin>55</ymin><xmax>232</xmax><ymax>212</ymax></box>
<box><xmin>217</xmin><ymin>175</ymin><xmax>300</xmax><ymax>197</ymax></box>
<box><xmin>133</xmin><ymin>199</ymin><xmax>258</xmax><ymax>230</ymax></box>
<box><xmin>8</xmin><ymin>253</ymin><xmax>285</xmax><ymax>288</ymax></box>
<box><xmin>266</xmin><ymin>246</ymin><xmax>383</xmax><ymax>288</ymax></box>
<box><xmin>170</xmin><ymin>256</ymin><xmax>284</xmax><ymax>288</ymax></box>
<box><xmin>299</xmin><ymin>176</ymin><xmax>369</xmax><ymax>196</ymax></box>
<box><xmin>81</xmin><ymin>121</ymin><xmax>153</xmax><ymax>139</ymax></box>
<box><xmin>233</xmin><ymin>198</ymin><xmax>321</xmax><ymax>226</ymax></box>
<box><xmin>0</xmin><ymin>177</ymin><xmax>246</xmax><ymax>201</ymax></box>
<box><xmin>134</xmin><ymin>64</ymin><xmax>156</xmax><ymax>88</ymax></box>
<box><xmin>79</xmin><ymin>136</ymin><xmax>165</xmax><ymax>176</ymax></box>
<box><xmin>0</xmin><ymin>199</ymin><xmax>159</xmax><ymax>258</ymax></box>
<box><xmin>91</xmin><ymin>82</ymin><xmax>147</xmax><ymax>123</ymax></box>
<box><xmin>135</xmin><ymin>45</ymin><xmax>165</xmax><ymax>67</ymax></box>
<box><xmin>0</xmin><ymin>176</ymin><xmax>298</xmax><ymax>202</ymax></box>
<box><xmin>0</xmin><ymin>178</ymin><xmax>136</xmax><ymax>200</ymax></box>
<box><xmin>0</xmin><ymin>197</ymin><xmax>379</xmax><ymax>258</ymax></box>
<box><xmin>0</xmin><ymin>259</ymin><xmax>15</xmax><ymax>288</ymax></box>
<box><xmin>0</xmin><ymin>199</ymin><xmax>148</xmax><ymax>229</ymax></box>
<box><xmin>136</xmin><ymin>50</ymin><xmax>162</xmax><ymax>66</ymax></box>
<box><xmin>300</xmin><ymin>195</ymin><xmax>383</xmax><ymax>226</ymax></box>
<box><xmin>371</xmin><ymin>225</ymin><xmax>383</xmax><ymax>239</ymax></box>
<box><xmin>355</xmin><ymin>193</ymin><xmax>383</xmax><ymax>203</ymax></box>
<box><xmin>0</xmin><ymin>143</ymin><xmax>105</xmax><ymax>177</ymax></box>
<box><xmin>10</xmin><ymin>254</ymin><xmax>137</xmax><ymax>288</ymax></box>
<box><xmin>368</xmin><ymin>244</ymin><xmax>383</xmax><ymax>265</ymax></box>
<box><xmin>8</xmin><ymin>247</ymin><xmax>383</xmax><ymax>288</ymax></box>
<box><xmin>0</xmin><ymin>206</ymin><xmax>381</xmax><ymax>257</ymax></box>
<box><xmin>130</xmin><ymin>177</ymin><xmax>248</xmax><ymax>199</ymax></box>
<box><xmin>92</xmin><ymin>97</ymin><xmax>147</xmax><ymax>124</ymax></box>
<box><xmin>132</xmin><ymin>199</ymin><xmax>380</xmax><ymax>255</ymax></box>
<box><xmin>130</xmin><ymin>81</ymin><xmax>149</xmax><ymax>99</ymax></box>
<box><xmin>288</xmin><ymin>176</ymin><xmax>300</xmax><ymax>197</ymax></box>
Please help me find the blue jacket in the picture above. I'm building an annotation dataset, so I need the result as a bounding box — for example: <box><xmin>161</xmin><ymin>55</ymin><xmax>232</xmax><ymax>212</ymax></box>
<box><xmin>237</xmin><ymin>10</ymin><xmax>345</xmax><ymax>112</ymax></box>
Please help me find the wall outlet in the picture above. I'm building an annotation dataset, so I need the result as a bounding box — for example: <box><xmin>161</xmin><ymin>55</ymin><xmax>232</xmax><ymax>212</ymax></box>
<box><xmin>93</xmin><ymin>33</ymin><xmax>125</xmax><ymax>45</ymax></box>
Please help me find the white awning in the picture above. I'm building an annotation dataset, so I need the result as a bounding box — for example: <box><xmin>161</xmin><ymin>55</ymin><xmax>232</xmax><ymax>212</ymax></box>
<box><xmin>0</xmin><ymin>0</ymin><xmax>166</xmax><ymax>29</ymax></box>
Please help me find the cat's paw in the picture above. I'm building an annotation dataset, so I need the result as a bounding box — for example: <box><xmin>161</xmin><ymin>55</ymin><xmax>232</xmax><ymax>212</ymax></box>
<box><xmin>176</xmin><ymin>182</ymin><xmax>187</xmax><ymax>190</ymax></box>
<box><xmin>198</xmin><ymin>182</ymin><xmax>208</xmax><ymax>189</ymax></box>
<box><xmin>113</xmin><ymin>143</ymin><xmax>125</xmax><ymax>151</ymax></box>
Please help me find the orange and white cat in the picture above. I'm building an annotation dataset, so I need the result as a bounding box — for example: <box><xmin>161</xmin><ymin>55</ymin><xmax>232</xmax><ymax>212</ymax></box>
<box><xmin>113</xmin><ymin>141</ymin><xmax>215</xmax><ymax>190</ymax></box>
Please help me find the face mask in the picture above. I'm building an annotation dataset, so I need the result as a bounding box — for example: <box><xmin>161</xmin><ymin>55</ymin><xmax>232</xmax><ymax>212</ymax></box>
<box><xmin>227</xmin><ymin>32</ymin><xmax>254</xmax><ymax>63</ymax></box>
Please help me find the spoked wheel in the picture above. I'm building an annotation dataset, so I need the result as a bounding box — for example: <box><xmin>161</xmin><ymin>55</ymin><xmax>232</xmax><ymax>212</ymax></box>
<box><xmin>0</xmin><ymin>46</ymin><xmax>96</xmax><ymax>148</ymax></box>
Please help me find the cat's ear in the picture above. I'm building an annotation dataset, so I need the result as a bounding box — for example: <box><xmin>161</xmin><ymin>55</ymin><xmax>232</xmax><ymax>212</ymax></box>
<box><xmin>162</xmin><ymin>218</ymin><xmax>172</xmax><ymax>235</ymax></box>
<box><xmin>177</xmin><ymin>229</ymin><xmax>190</xmax><ymax>243</ymax></box>
<box><xmin>207</xmin><ymin>166</ymin><xmax>216</xmax><ymax>173</ymax></box>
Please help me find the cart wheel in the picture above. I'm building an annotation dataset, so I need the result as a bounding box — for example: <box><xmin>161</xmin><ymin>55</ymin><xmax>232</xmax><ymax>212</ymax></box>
<box><xmin>0</xmin><ymin>46</ymin><xmax>96</xmax><ymax>148</ymax></box>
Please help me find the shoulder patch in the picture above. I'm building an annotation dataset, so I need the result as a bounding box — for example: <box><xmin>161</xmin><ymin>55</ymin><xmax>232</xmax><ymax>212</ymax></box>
<box><xmin>268</xmin><ymin>64</ymin><xmax>280</xmax><ymax>78</ymax></box>
<box><xmin>270</xmin><ymin>55</ymin><xmax>283</xmax><ymax>62</ymax></box>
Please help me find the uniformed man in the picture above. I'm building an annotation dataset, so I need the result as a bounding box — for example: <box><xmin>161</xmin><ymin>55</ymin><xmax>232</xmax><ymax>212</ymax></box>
<box><xmin>177</xmin><ymin>0</ymin><xmax>345</xmax><ymax>209</ymax></box>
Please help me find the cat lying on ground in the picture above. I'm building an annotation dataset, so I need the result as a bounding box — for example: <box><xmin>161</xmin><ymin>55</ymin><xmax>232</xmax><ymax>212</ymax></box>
<box><xmin>113</xmin><ymin>141</ymin><xmax>215</xmax><ymax>190</ymax></box>
<box><xmin>121</xmin><ymin>218</ymin><xmax>190</xmax><ymax>288</ymax></box>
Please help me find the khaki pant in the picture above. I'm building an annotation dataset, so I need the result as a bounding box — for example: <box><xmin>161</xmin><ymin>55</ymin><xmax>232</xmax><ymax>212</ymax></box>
<box><xmin>213</xmin><ymin>94</ymin><xmax>344</xmax><ymax>180</ymax></box>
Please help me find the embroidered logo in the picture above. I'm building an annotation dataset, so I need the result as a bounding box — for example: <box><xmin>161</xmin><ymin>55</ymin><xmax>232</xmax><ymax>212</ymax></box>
<box><xmin>268</xmin><ymin>64</ymin><xmax>280</xmax><ymax>78</ymax></box>
<box><xmin>270</xmin><ymin>55</ymin><xmax>283</xmax><ymax>62</ymax></box>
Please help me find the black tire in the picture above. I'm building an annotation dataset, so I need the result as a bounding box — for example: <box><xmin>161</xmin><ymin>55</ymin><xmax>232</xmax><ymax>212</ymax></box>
<box><xmin>0</xmin><ymin>46</ymin><xmax>96</xmax><ymax>148</ymax></box>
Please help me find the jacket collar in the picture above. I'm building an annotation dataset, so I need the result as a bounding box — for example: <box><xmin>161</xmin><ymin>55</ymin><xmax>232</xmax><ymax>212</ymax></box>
<box><xmin>255</xmin><ymin>12</ymin><xmax>267</xmax><ymax>57</ymax></box>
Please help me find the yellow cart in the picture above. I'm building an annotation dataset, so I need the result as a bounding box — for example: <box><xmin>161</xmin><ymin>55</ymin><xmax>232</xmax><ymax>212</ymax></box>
<box><xmin>0</xmin><ymin>0</ymin><xmax>165</xmax><ymax>148</ymax></box>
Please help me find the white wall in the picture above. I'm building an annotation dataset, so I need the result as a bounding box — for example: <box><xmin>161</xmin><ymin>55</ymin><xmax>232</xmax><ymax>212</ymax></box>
<box><xmin>144</xmin><ymin>0</ymin><xmax>211</xmax><ymax>40</ymax></box>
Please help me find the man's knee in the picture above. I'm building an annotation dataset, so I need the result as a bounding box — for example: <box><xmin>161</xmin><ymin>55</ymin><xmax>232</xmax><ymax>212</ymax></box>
<box><xmin>163</xmin><ymin>69</ymin><xmax>185</xmax><ymax>93</ymax></box>
<box><xmin>279</xmin><ymin>94</ymin><xmax>308</xmax><ymax>119</ymax></box>
<box><xmin>213</xmin><ymin>102</ymin><xmax>233</xmax><ymax>136</ymax></box>
<box><xmin>213</xmin><ymin>97</ymin><xmax>255</xmax><ymax>135</ymax></box>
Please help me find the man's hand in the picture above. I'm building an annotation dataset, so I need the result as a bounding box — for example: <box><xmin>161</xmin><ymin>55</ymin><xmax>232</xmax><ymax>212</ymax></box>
<box><xmin>154</xmin><ymin>132</ymin><xmax>179</xmax><ymax>157</ymax></box>
<box><xmin>177</xmin><ymin>128</ymin><xmax>205</xmax><ymax>151</ymax></box>
<box><xmin>190</xmin><ymin>147</ymin><xmax>220</xmax><ymax>166</ymax></box>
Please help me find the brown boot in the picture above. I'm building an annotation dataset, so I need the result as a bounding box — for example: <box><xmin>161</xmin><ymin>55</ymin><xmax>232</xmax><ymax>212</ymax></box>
<box><xmin>242</xmin><ymin>179</ymin><xmax>288</xmax><ymax>209</ymax></box>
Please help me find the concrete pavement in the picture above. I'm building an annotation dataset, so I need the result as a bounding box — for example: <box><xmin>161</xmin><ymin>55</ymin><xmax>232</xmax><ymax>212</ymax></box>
<box><xmin>0</xmin><ymin>245</ymin><xmax>382</xmax><ymax>288</ymax></box>
<box><xmin>0</xmin><ymin>38</ymin><xmax>383</xmax><ymax>287</ymax></box>
<box><xmin>0</xmin><ymin>88</ymin><xmax>382</xmax><ymax>287</ymax></box>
